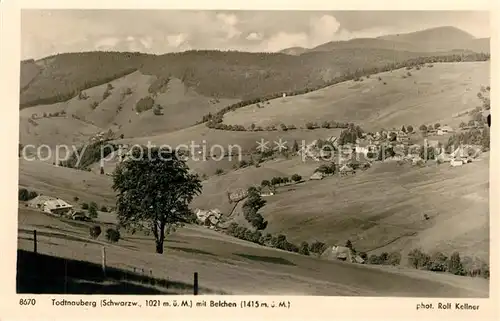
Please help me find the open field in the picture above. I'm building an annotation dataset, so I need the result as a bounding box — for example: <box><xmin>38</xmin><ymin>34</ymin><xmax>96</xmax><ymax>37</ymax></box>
<box><xmin>17</xmin><ymin>208</ymin><xmax>488</xmax><ymax>297</ymax></box>
<box><xmin>258</xmin><ymin>155</ymin><xmax>489</xmax><ymax>262</ymax></box>
<box><xmin>222</xmin><ymin>62</ymin><xmax>489</xmax><ymax>131</ymax></box>
<box><xmin>18</xmin><ymin>159</ymin><xmax>115</xmax><ymax>207</ymax></box>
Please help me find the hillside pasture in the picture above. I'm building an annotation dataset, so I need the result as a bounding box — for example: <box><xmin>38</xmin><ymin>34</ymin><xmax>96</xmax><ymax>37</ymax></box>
<box><xmin>18</xmin><ymin>159</ymin><xmax>114</xmax><ymax>207</ymax></box>
<box><xmin>222</xmin><ymin>62</ymin><xmax>489</xmax><ymax>132</ymax></box>
<box><xmin>258</xmin><ymin>155</ymin><xmax>489</xmax><ymax>262</ymax></box>
<box><xmin>19</xmin><ymin>71</ymin><xmax>238</xmax><ymax>146</ymax></box>
<box><xmin>17</xmin><ymin>208</ymin><xmax>488</xmax><ymax>297</ymax></box>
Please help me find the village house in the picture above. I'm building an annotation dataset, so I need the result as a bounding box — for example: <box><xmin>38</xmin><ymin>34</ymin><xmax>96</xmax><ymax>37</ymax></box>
<box><xmin>450</xmin><ymin>159</ymin><xmax>464</xmax><ymax>167</ymax></box>
<box><xmin>195</xmin><ymin>208</ymin><xmax>223</xmax><ymax>226</ymax></box>
<box><xmin>321</xmin><ymin>245</ymin><xmax>365</xmax><ymax>264</ymax></box>
<box><xmin>355</xmin><ymin>145</ymin><xmax>369</xmax><ymax>155</ymax></box>
<box><xmin>27</xmin><ymin>195</ymin><xmax>73</xmax><ymax>216</ymax></box>
<box><xmin>440</xmin><ymin>125</ymin><xmax>454</xmax><ymax>134</ymax></box>
<box><xmin>408</xmin><ymin>155</ymin><xmax>424</xmax><ymax>166</ymax></box>
<box><xmin>326</xmin><ymin>136</ymin><xmax>339</xmax><ymax>146</ymax></box>
<box><xmin>397</xmin><ymin>131</ymin><xmax>410</xmax><ymax>144</ymax></box>
<box><xmin>436</xmin><ymin>153</ymin><xmax>452</xmax><ymax>163</ymax></box>
<box><xmin>259</xmin><ymin>186</ymin><xmax>275</xmax><ymax>197</ymax></box>
<box><xmin>310</xmin><ymin>172</ymin><xmax>325</xmax><ymax>180</ymax></box>
<box><xmin>450</xmin><ymin>145</ymin><xmax>481</xmax><ymax>160</ymax></box>
<box><xmin>339</xmin><ymin>164</ymin><xmax>354</xmax><ymax>176</ymax></box>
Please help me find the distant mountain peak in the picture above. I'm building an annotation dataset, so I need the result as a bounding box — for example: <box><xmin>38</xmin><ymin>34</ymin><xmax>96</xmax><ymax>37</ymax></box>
<box><xmin>379</xmin><ymin>26</ymin><xmax>476</xmax><ymax>41</ymax></box>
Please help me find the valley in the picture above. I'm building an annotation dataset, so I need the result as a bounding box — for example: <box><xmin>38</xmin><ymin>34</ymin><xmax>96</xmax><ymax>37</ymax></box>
<box><xmin>17</xmin><ymin>24</ymin><xmax>491</xmax><ymax>296</ymax></box>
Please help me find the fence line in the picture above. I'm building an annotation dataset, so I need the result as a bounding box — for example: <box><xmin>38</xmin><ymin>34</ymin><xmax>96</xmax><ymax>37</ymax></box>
<box><xmin>21</xmin><ymin>229</ymin><xmax>201</xmax><ymax>295</ymax></box>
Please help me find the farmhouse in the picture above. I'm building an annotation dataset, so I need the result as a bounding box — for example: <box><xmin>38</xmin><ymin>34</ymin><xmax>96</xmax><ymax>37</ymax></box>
<box><xmin>27</xmin><ymin>195</ymin><xmax>73</xmax><ymax>215</ymax></box>
<box><xmin>326</xmin><ymin>136</ymin><xmax>338</xmax><ymax>146</ymax></box>
<box><xmin>259</xmin><ymin>186</ymin><xmax>275</xmax><ymax>197</ymax></box>
<box><xmin>440</xmin><ymin>125</ymin><xmax>454</xmax><ymax>133</ymax></box>
<box><xmin>195</xmin><ymin>208</ymin><xmax>222</xmax><ymax>225</ymax></box>
<box><xmin>321</xmin><ymin>246</ymin><xmax>363</xmax><ymax>264</ymax></box>
<box><xmin>410</xmin><ymin>155</ymin><xmax>424</xmax><ymax>165</ymax></box>
<box><xmin>310</xmin><ymin>172</ymin><xmax>325</xmax><ymax>180</ymax></box>
<box><xmin>397</xmin><ymin>131</ymin><xmax>410</xmax><ymax>143</ymax></box>
<box><xmin>436</xmin><ymin>153</ymin><xmax>452</xmax><ymax>163</ymax></box>
<box><xmin>339</xmin><ymin>164</ymin><xmax>354</xmax><ymax>175</ymax></box>
<box><xmin>450</xmin><ymin>145</ymin><xmax>481</xmax><ymax>159</ymax></box>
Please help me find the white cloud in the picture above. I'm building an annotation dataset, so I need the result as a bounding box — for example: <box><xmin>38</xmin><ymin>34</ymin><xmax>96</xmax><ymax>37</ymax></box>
<box><xmin>260</xmin><ymin>14</ymin><xmax>342</xmax><ymax>51</ymax></box>
<box><xmin>139</xmin><ymin>36</ymin><xmax>153</xmax><ymax>49</ymax></box>
<box><xmin>216</xmin><ymin>13</ymin><xmax>242</xmax><ymax>39</ymax></box>
<box><xmin>166</xmin><ymin>33</ymin><xmax>189</xmax><ymax>48</ymax></box>
<box><xmin>309</xmin><ymin>15</ymin><xmax>341</xmax><ymax>45</ymax></box>
<box><xmin>246</xmin><ymin>32</ymin><xmax>263</xmax><ymax>41</ymax></box>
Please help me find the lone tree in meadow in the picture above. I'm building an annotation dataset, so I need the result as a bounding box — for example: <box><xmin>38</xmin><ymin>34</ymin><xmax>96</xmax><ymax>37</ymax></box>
<box><xmin>112</xmin><ymin>146</ymin><xmax>202</xmax><ymax>254</ymax></box>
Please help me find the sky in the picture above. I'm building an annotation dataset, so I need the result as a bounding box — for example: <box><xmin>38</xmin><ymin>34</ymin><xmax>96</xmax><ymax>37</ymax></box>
<box><xmin>21</xmin><ymin>10</ymin><xmax>490</xmax><ymax>60</ymax></box>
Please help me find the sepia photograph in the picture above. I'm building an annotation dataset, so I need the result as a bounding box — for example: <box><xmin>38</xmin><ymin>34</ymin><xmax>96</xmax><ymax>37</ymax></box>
<box><xmin>15</xmin><ymin>8</ymin><xmax>491</xmax><ymax>299</ymax></box>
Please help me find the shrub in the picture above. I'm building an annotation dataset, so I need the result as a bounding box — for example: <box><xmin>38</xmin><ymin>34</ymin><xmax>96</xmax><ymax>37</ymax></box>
<box><xmin>359</xmin><ymin>252</ymin><xmax>368</xmax><ymax>261</ymax></box>
<box><xmin>448</xmin><ymin>252</ymin><xmax>465</xmax><ymax>275</ymax></box>
<box><xmin>215</xmin><ymin>168</ymin><xmax>224</xmax><ymax>175</ymax></box>
<box><xmin>427</xmin><ymin>252</ymin><xmax>448</xmax><ymax>272</ymax></box>
<box><xmin>88</xmin><ymin>202</ymin><xmax>98</xmax><ymax>218</ymax></box>
<box><xmin>238</xmin><ymin>160</ymin><xmax>248</xmax><ymax>168</ymax></box>
<box><xmin>378</xmin><ymin>252</ymin><xmax>389</xmax><ymax>263</ymax></box>
<box><xmin>368</xmin><ymin>255</ymin><xmax>383</xmax><ymax>265</ymax></box>
<box><xmin>105</xmin><ymin>228</ymin><xmax>121</xmax><ymax>243</ymax></box>
<box><xmin>309</xmin><ymin>241</ymin><xmax>328</xmax><ymax>255</ymax></box>
<box><xmin>81</xmin><ymin>202</ymin><xmax>89</xmax><ymax>210</ymax></box>
<box><xmin>90</xmin><ymin>101</ymin><xmax>99</xmax><ymax>109</ymax></box>
<box><xmin>18</xmin><ymin>188</ymin><xmax>29</xmax><ymax>201</ymax></box>
<box><xmin>387</xmin><ymin>251</ymin><xmax>402</xmax><ymax>266</ymax></box>
<box><xmin>291</xmin><ymin>174</ymin><xmax>302</xmax><ymax>182</ymax></box>
<box><xmin>89</xmin><ymin>226</ymin><xmax>102</xmax><ymax>239</ymax></box>
<box><xmin>26</xmin><ymin>191</ymin><xmax>37</xmax><ymax>200</ymax></box>
<box><xmin>119</xmin><ymin>134</ymin><xmax>124</xmax><ymax>139</ymax></box>
<box><xmin>102</xmin><ymin>90</ymin><xmax>111</xmax><ymax>100</ymax></box>
<box><xmin>408</xmin><ymin>248</ymin><xmax>431</xmax><ymax>269</ymax></box>
<box><xmin>100</xmin><ymin>206</ymin><xmax>108</xmax><ymax>212</ymax></box>
<box><xmin>135</xmin><ymin>96</ymin><xmax>155</xmax><ymax>113</ymax></box>
<box><xmin>299</xmin><ymin>241</ymin><xmax>310</xmax><ymax>255</ymax></box>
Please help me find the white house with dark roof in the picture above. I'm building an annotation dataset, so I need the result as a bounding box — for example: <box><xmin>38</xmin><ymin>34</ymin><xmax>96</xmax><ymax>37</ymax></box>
<box><xmin>27</xmin><ymin>195</ymin><xmax>73</xmax><ymax>215</ymax></box>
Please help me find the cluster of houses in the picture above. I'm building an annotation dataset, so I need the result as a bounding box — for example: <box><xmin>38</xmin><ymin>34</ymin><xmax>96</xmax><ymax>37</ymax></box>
<box><xmin>195</xmin><ymin>208</ymin><xmax>223</xmax><ymax>228</ymax></box>
<box><xmin>299</xmin><ymin>123</ymin><xmax>481</xmax><ymax>181</ymax></box>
